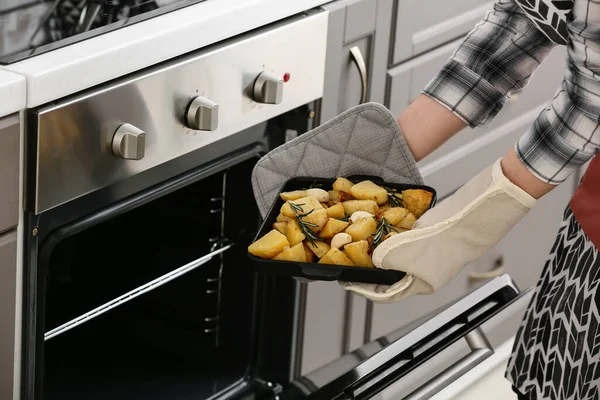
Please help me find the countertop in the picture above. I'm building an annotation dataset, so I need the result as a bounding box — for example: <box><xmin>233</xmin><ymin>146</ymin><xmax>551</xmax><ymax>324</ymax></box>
<box><xmin>0</xmin><ymin>0</ymin><xmax>330</xmax><ymax>108</ymax></box>
<box><xmin>0</xmin><ymin>70</ymin><xmax>25</xmax><ymax>118</ymax></box>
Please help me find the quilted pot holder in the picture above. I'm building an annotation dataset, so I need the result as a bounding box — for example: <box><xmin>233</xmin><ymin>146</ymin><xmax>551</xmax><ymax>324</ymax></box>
<box><xmin>252</xmin><ymin>102</ymin><xmax>424</xmax><ymax>217</ymax></box>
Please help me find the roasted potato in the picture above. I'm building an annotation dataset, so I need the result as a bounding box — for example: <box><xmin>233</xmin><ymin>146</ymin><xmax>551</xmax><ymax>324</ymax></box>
<box><xmin>342</xmin><ymin>200</ymin><xmax>379</xmax><ymax>215</ymax></box>
<box><xmin>286</xmin><ymin>219</ymin><xmax>306</xmax><ymax>245</ymax></box>
<box><xmin>402</xmin><ymin>189</ymin><xmax>433</xmax><ymax>218</ymax></box>
<box><xmin>302</xmin><ymin>209</ymin><xmax>328</xmax><ymax>233</ymax></box>
<box><xmin>320</xmin><ymin>218</ymin><xmax>350</xmax><ymax>239</ymax></box>
<box><xmin>250</xmin><ymin>177</ymin><xmax>434</xmax><ymax>269</ymax></box>
<box><xmin>280</xmin><ymin>190</ymin><xmax>307</xmax><ymax>201</ymax></box>
<box><xmin>345</xmin><ymin>217</ymin><xmax>377</xmax><ymax>241</ymax></box>
<box><xmin>328</xmin><ymin>190</ymin><xmax>342</xmax><ymax>204</ymax></box>
<box><xmin>319</xmin><ymin>248</ymin><xmax>355</xmax><ymax>266</ymax></box>
<box><xmin>248</xmin><ymin>230</ymin><xmax>290</xmax><ymax>259</ymax></box>
<box><xmin>326</xmin><ymin>203</ymin><xmax>345</xmax><ymax>218</ymax></box>
<box><xmin>344</xmin><ymin>240</ymin><xmax>374</xmax><ymax>267</ymax></box>
<box><xmin>349</xmin><ymin>180</ymin><xmax>388</xmax><ymax>205</ymax></box>
<box><xmin>273</xmin><ymin>243</ymin><xmax>308</xmax><ymax>262</ymax></box>
<box><xmin>333</xmin><ymin>177</ymin><xmax>354</xmax><ymax>193</ymax></box>
<box><xmin>276</xmin><ymin>213</ymin><xmax>293</xmax><ymax>223</ymax></box>
<box><xmin>396</xmin><ymin>212</ymin><xmax>416</xmax><ymax>229</ymax></box>
<box><xmin>306</xmin><ymin>240</ymin><xmax>331</xmax><ymax>258</ymax></box>
<box><xmin>280</xmin><ymin>196</ymin><xmax>323</xmax><ymax>218</ymax></box>
<box><xmin>273</xmin><ymin>222</ymin><xmax>287</xmax><ymax>235</ymax></box>
<box><xmin>304</xmin><ymin>243</ymin><xmax>316</xmax><ymax>262</ymax></box>
<box><xmin>378</xmin><ymin>207</ymin><xmax>409</xmax><ymax>225</ymax></box>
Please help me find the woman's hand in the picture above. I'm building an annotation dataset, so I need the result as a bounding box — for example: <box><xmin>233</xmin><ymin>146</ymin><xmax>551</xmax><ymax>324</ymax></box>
<box><xmin>341</xmin><ymin>158</ymin><xmax>539</xmax><ymax>303</ymax></box>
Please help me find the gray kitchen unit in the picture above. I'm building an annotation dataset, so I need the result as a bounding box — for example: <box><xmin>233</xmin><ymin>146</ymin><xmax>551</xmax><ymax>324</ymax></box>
<box><xmin>0</xmin><ymin>114</ymin><xmax>20</xmax><ymax>400</ymax></box>
<box><xmin>301</xmin><ymin>0</ymin><xmax>577</xmax><ymax>375</ymax></box>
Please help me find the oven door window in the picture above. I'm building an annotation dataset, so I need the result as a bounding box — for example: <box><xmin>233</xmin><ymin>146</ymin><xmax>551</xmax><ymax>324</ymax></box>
<box><xmin>41</xmin><ymin>157</ymin><xmax>263</xmax><ymax>400</ymax></box>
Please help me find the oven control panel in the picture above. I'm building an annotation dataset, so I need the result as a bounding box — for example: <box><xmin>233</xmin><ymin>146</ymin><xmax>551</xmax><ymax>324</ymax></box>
<box><xmin>27</xmin><ymin>10</ymin><xmax>327</xmax><ymax>214</ymax></box>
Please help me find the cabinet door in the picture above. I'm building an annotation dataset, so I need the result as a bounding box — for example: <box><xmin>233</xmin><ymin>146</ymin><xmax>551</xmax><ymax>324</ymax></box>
<box><xmin>320</xmin><ymin>0</ymin><xmax>381</xmax><ymax>123</ymax></box>
<box><xmin>0</xmin><ymin>230</ymin><xmax>17</xmax><ymax>400</ymax></box>
<box><xmin>392</xmin><ymin>0</ymin><xmax>493</xmax><ymax>65</ymax></box>
<box><xmin>301</xmin><ymin>282</ymin><xmax>368</xmax><ymax>374</ymax></box>
<box><xmin>369</xmin><ymin>110</ymin><xmax>574</xmax><ymax>340</ymax></box>
<box><xmin>0</xmin><ymin>115</ymin><xmax>19</xmax><ymax>234</ymax></box>
<box><xmin>387</xmin><ymin>40</ymin><xmax>567</xmax><ymax>171</ymax></box>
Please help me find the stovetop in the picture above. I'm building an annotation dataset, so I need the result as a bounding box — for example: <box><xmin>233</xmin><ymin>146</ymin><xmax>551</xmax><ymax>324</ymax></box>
<box><xmin>0</xmin><ymin>0</ymin><xmax>206</xmax><ymax>65</ymax></box>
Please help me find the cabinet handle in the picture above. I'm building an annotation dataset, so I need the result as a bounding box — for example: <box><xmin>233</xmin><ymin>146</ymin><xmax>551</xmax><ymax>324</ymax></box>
<box><xmin>468</xmin><ymin>256</ymin><xmax>505</xmax><ymax>282</ymax></box>
<box><xmin>350</xmin><ymin>46</ymin><xmax>368</xmax><ymax>104</ymax></box>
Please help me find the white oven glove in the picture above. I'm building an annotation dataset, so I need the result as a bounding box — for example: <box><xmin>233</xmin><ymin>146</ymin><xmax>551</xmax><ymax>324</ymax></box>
<box><xmin>340</xmin><ymin>159</ymin><xmax>537</xmax><ymax>303</ymax></box>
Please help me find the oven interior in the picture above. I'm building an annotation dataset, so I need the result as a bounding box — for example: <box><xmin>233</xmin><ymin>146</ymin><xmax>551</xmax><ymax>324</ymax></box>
<box><xmin>38</xmin><ymin>156</ymin><xmax>278</xmax><ymax>400</ymax></box>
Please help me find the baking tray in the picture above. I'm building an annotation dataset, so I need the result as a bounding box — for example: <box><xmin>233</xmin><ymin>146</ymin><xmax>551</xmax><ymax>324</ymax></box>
<box><xmin>249</xmin><ymin>176</ymin><xmax>437</xmax><ymax>284</ymax></box>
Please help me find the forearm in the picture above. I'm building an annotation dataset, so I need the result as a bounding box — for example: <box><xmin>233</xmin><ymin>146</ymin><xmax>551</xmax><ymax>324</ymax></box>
<box><xmin>501</xmin><ymin>148</ymin><xmax>555</xmax><ymax>199</ymax></box>
<box><xmin>398</xmin><ymin>95</ymin><xmax>467</xmax><ymax>162</ymax></box>
<box><xmin>400</xmin><ymin>0</ymin><xmax>554</xmax><ymax>162</ymax></box>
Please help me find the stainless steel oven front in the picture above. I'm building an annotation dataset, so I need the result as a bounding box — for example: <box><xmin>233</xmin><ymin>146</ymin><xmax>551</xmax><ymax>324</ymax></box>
<box><xmin>21</xmin><ymin>11</ymin><xmax>327</xmax><ymax>400</ymax></box>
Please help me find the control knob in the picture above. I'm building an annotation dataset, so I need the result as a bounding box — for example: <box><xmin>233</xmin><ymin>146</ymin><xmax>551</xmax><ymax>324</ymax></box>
<box><xmin>186</xmin><ymin>96</ymin><xmax>218</xmax><ymax>131</ymax></box>
<box><xmin>112</xmin><ymin>123</ymin><xmax>145</xmax><ymax>160</ymax></box>
<box><xmin>253</xmin><ymin>71</ymin><xmax>283</xmax><ymax>105</ymax></box>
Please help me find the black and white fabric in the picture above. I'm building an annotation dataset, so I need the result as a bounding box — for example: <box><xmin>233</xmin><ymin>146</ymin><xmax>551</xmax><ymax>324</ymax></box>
<box><xmin>515</xmin><ymin>0</ymin><xmax>573</xmax><ymax>45</ymax></box>
<box><xmin>423</xmin><ymin>0</ymin><xmax>600</xmax><ymax>185</ymax></box>
<box><xmin>506</xmin><ymin>206</ymin><xmax>600</xmax><ymax>400</ymax></box>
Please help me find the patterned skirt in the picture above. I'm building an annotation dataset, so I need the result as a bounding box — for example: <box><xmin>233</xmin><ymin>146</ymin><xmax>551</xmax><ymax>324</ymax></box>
<box><xmin>506</xmin><ymin>206</ymin><xmax>600</xmax><ymax>400</ymax></box>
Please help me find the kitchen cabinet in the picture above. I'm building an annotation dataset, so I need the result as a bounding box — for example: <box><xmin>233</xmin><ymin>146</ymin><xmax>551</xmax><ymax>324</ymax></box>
<box><xmin>302</xmin><ymin>0</ymin><xmax>391</xmax><ymax>375</ymax></box>
<box><xmin>307</xmin><ymin>0</ymin><xmax>574</xmax><ymax>378</ymax></box>
<box><xmin>319</xmin><ymin>0</ymin><xmax>390</xmax><ymax>123</ymax></box>
<box><xmin>392</xmin><ymin>0</ymin><xmax>493</xmax><ymax>65</ymax></box>
<box><xmin>0</xmin><ymin>230</ymin><xmax>17</xmax><ymax>400</ymax></box>
<box><xmin>0</xmin><ymin>115</ymin><xmax>19</xmax><ymax>234</ymax></box>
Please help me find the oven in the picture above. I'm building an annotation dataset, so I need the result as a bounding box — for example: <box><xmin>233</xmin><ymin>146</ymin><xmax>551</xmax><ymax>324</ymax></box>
<box><xmin>16</xmin><ymin>4</ymin><xmax>533</xmax><ymax>400</ymax></box>
<box><xmin>20</xmin><ymin>11</ymin><xmax>327</xmax><ymax>400</ymax></box>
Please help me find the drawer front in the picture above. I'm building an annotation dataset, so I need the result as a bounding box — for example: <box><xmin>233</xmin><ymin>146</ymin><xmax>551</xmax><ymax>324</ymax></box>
<box><xmin>387</xmin><ymin>42</ymin><xmax>567</xmax><ymax>170</ymax></box>
<box><xmin>420</xmin><ymin>107</ymin><xmax>540</xmax><ymax>200</ymax></box>
<box><xmin>302</xmin><ymin>282</ymin><xmax>347</xmax><ymax>374</ymax></box>
<box><xmin>392</xmin><ymin>0</ymin><xmax>492</xmax><ymax>65</ymax></box>
<box><xmin>0</xmin><ymin>230</ymin><xmax>17</xmax><ymax>400</ymax></box>
<box><xmin>0</xmin><ymin>115</ymin><xmax>19</xmax><ymax>234</ymax></box>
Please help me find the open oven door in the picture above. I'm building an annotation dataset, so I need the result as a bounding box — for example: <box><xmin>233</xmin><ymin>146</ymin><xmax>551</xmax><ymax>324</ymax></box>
<box><xmin>282</xmin><ymin>275</ymin><xmax>530</xmax><ymax>400</ymax></box>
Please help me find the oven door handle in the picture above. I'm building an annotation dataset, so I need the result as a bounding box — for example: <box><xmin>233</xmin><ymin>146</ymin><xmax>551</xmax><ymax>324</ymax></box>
<box><xmin>403</xmin><ymin>327</ymin><xmax>493</xmax><ymax>400</ymax></box>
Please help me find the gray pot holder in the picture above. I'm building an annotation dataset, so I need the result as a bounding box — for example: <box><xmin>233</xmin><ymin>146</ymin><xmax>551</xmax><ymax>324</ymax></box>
<box><xmin>252</xmin><ymin>102</ymin><xmax>424</xmax><ymax>218</ymax></box>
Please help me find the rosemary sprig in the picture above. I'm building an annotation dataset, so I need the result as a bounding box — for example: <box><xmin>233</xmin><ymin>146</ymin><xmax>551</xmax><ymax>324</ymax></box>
<box><xmin>302</xmin><ymin>181</ymin><xmax>323</xmax><ymax>190</ymax></box>
<box><xmin>370</xmin><ymin>217</ymin><xmax>398</xmax><ymax>250</ymax></box>
<box><xmin>336</xmin><ymin>216</ymin><xmax>350</xmax><ymax>222</ymax></box>
<box><xmin>289</xmin><ymin>202</ymin><xmax>323</xmax><ymax>247</ymax></box>
<box><xmin>384</xmin><ymin>186</ymin><xmax>404</xmax><ymax>208</ymax></box>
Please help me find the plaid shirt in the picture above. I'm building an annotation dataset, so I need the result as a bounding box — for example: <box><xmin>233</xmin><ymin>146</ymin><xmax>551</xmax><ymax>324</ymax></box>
<box><xmin>423</xmin><ymin>0</ymin><xmax>600</xmax><ymax>184</ymax></box>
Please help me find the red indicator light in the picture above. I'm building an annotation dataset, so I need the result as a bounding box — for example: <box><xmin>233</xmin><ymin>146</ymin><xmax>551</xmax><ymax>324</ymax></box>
<box><xmin>283</xmin><ymin>72</ymin><xmax>291</xmax><ymax>82</ymax></box>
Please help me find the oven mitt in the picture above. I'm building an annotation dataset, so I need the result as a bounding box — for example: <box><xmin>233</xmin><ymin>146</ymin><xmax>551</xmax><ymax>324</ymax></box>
<box><xmin>251</xmin><ymin>102</ymin><xmax>424</xmax><ymax>219</ymax></box>
<box><xmin>340</xmin><ymin>159</ymin><xmax>537</xmax><ymax>303</ymax></box>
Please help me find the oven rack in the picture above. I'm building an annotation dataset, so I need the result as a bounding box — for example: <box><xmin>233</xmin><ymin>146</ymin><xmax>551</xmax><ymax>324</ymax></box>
<box><xmin>44</xmin><ymin>239</ymin><xmax>234</xmax><ymax>341</ymax></box>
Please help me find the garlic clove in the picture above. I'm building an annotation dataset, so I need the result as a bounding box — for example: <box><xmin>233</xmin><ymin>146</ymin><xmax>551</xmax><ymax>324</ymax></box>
<box><xmin>331</xmin><ymin>232</ymin><xmax>352</xmax><ymax>249</ymax></box>
<box><xmin>349</xmin><ymin>211</ymin><xmax>374</xmax><ymax>224</ymax></box>
<box><xmin>305</xmin><ymin>188</ymin><xmax>330</xmax><ymax>203</ymax></box>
